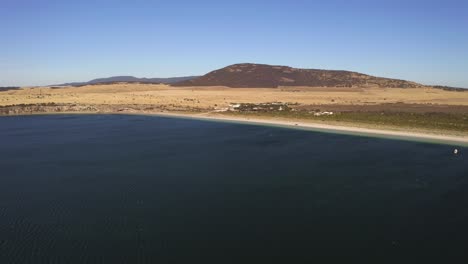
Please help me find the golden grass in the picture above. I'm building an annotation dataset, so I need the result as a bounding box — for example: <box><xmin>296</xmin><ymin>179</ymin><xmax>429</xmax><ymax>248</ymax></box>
<box><xmin>1</xmin><ymin>84</ymin><xmax>467</xmax><ymax>109</ymax></box>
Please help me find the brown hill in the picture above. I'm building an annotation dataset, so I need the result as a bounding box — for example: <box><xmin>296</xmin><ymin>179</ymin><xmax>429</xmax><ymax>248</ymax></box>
<box><xmin>172</xmin><ymin>63</ymin><xmax>424</xmax><ymax>88</ymax></box>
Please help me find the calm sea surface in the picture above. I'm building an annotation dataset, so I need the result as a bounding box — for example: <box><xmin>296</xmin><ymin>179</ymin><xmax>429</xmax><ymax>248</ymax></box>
<box><xmin>0</xmin><ymin>114</ymin><xmax>467</xmax><ymax>263</ymax></box>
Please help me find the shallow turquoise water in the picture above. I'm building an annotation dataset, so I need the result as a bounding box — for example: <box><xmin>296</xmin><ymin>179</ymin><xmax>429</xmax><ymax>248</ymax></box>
<box><xmin>0</xmin><ymin>114</ymin><xmax>466</xmax><ymax>263</ymax></box>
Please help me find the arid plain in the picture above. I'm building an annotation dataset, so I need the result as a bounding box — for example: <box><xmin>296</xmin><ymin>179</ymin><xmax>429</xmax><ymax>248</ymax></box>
<box><xmin>2</xmin><ymin>83</ymin><xmax>468</xmax><ymax>108</ymax></box>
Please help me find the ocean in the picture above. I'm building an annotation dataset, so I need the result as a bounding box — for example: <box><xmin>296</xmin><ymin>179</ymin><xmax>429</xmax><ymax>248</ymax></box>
<box><xmin>0</xmin><ymin>114</ymin><xmax>467</xmax><ymax>263</ymax></box>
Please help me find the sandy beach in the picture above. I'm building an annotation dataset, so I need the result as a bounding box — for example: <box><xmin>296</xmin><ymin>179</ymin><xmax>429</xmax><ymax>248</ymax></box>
<box><xmin>3</xmin><ymin>109</ymin><xmax>466</xmax><ymax>146</ymax></box>
<box><xmin>144</xmin><ymin>111</ymin><xmax>468</xmax><ymax>147</ymax></box>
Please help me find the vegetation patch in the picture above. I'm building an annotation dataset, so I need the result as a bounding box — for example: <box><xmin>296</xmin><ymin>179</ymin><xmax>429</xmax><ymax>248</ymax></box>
<box><xmin>225</xmin><ymin>110</ymin><xmax>468</xmax><ymax>133</ymax></box>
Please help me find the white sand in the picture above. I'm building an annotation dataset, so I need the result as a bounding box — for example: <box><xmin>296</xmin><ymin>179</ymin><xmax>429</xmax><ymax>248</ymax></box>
<box><xmin>148</xmin><ymin>112</ymin><xmax>468</xmax><ymax>147</ymax></box>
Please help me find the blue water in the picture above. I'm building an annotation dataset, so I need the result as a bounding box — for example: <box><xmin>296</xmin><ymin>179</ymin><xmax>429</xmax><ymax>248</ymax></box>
<box><xmin>0</xmin><ymin>114</ymin><xmax>467</xmax><ymax>263</ymax></box>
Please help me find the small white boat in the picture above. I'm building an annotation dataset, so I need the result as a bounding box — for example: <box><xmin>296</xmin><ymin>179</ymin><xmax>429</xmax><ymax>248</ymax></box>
<box><xmin>454</xmin><ymin>149</ymin><xmax>459</xmax><ymax>155</ymax></box>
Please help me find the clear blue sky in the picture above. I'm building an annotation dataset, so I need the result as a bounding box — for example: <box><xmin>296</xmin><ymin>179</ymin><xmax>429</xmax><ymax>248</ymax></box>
<box><xmin>1</xmin><ymin>0</ymin><xmax>467</xmax><ymax>87</ymax></box>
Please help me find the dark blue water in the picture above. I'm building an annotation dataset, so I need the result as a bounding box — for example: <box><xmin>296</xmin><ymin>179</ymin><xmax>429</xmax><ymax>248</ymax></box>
<box><xmin>0</xmin><ymin>114</ymin><xmax>467</xmax><ymax>263</ymax></box>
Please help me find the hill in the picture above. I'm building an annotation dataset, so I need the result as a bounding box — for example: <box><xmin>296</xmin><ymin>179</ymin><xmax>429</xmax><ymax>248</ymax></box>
<box><xmin>57</xmin><ymin>76</ymin><xmax>199</xmax><ymax>87</ymax></box>
<box><xmin>172</xmin><ymin>63</ymin><xmax>424</xmax><ymax>88</ymax></box>
<box><xmin>0</xmin><ymin>86</ymin><xmax>21</xmax><ymax>91</ymax></box>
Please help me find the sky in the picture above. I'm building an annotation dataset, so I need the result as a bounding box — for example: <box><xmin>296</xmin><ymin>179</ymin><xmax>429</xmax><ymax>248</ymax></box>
<box><xmin>1</xmin><ymin>0</ymin><xmax>468</xmax><ymax>87</ymax></box>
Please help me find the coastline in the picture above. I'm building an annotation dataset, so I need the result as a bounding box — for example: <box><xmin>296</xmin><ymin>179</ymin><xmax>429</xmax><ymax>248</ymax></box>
<box><xmin>1</xmin><ymin>84</ymin><xmax>467</xmax><ymax>147</ymax></box>
<box><xmin>147</xmin><ymin>112</ymin><xmax>468</xmax><ymax>147</ymax></box>
<box><xmin>1</xmin><ymin>109</ymin><xmax>467</xmax><ymax>146</ymax></box>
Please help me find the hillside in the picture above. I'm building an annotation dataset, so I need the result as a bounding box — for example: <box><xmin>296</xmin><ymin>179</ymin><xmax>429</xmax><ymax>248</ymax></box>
<box><xmin>173</xmin><ymin>63</ymin><xmax>424</xmax><ymax>88</ymax></box>
<box><xmin>57</xmin><ymin>76</ymin><xmax>198</xmax><ymax>87</ymax></box>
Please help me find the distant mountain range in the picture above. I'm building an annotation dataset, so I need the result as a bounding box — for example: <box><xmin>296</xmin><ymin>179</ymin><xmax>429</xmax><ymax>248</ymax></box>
<box><xmin>0</xmin><ymin>86</ymin><xmax>21</xmax><ymax>91</ymax></box>
<box><xmin>49</xmin><ymin>64</ymin><xmax>466</xmax><ymax>90</ymax></box>
<box><xmin>56</xmin><ymin>76</ymin><xmax>199</xmax><ymax>87</ymax></box>
<box><xmin>173</xmin><ymin>63</ymin><xmax>424</xmax><ymax>88</ymax></box>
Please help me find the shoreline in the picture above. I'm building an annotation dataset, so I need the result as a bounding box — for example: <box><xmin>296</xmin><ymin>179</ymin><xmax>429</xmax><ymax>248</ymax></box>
<box><xmin>1</xmin><ymin>110</ymin><xmax>467</xmax><ymax>146</ymax></box>
<box><xmin>149</xmin><ymin>112</ymin><xmax>468</xmax><ymax>147</ymax></box>
<box><xmin>1</xmin><ymin>83</ymin><xmax>467</xmax><ymax>147</ymax></box>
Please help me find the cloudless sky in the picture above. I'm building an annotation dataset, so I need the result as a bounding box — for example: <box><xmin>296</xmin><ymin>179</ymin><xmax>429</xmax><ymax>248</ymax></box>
<box><xmin>1</xmin><ymin>0</ymin><xmax>467</xmax><ymax>87</ymax></box>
